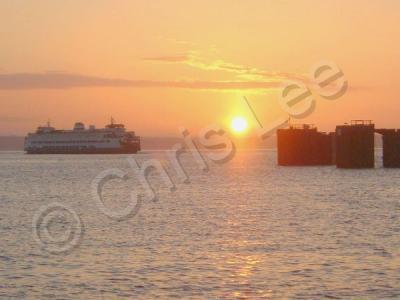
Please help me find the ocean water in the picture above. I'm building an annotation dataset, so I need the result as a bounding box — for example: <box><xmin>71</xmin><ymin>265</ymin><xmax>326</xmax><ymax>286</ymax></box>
<box><xmin>0</xmin><ymin>150</ymin><xmax>399</xmax><ymax>299</ymax></box>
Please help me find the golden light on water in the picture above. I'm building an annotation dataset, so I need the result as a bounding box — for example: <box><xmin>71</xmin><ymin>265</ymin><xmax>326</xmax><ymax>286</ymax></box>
<box><xmin>231</xmin><ymin>117</ymin><xmax>248</xmax><ymax>134</ymax></box>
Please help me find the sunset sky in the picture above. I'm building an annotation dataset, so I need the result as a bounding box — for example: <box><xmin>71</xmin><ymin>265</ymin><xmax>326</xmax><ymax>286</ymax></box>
<box><xmin>1</xmin><ymin>0</ymin><xmax>399</xmax><ymax>136</ymax></box>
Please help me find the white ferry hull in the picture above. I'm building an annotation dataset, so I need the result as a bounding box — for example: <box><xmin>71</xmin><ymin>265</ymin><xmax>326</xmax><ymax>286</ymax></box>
<box><xmin>24</xmin><ymin>120</ymin><xmax>141</xmax><ymax>155</ymax></box>
<box><xmin>25</xmin><ymin>146</ymin><xmax>140</xmax><ymax>154</ymax></box>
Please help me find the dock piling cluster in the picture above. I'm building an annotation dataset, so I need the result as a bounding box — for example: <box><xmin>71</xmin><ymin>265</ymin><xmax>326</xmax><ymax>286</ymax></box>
<box><xmin>277</xmin><ymin>120</ymin><xmax>400</xmax><ymax>168</ymax></box>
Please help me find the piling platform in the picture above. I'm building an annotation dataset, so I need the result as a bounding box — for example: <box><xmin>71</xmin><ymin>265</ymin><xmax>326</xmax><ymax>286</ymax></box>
<box><xmin>277</xmin><ymin>124</ymin><xmax>334</xmax><ymax>166</ymax></box>
<box><xmin>335</xmin><ymin>120</ymin><xmax>375</xmax><ymax>168</ymax></box>
<box><xmin>375</xmin><ymin>129</ymin><xmax>400</xmax><ymax>168</ymax></box>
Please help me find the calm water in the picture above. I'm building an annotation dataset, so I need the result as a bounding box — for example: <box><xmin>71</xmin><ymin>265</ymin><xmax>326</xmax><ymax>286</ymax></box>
<box><xmin>0</xmin><ymin>150</ymin><xmax>399</xmax><ymax>299</ymax></box>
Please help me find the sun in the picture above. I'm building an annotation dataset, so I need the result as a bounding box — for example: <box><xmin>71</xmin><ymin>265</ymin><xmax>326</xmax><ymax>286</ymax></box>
<box><xmin>231</xmin><ymin>116</ymin><xmax>248</xmax><ymax>133</ymax></box>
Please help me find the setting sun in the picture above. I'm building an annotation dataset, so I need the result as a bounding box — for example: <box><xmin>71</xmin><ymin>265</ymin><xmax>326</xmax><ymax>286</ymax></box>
<box><xmin>231</xmin><ymin>117</ymin><xmax>248</xmax><ymax>133</ymax></box>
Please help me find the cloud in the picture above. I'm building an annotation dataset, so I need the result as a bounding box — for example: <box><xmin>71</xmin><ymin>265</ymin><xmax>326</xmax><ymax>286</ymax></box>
<box><xmin>142</xmin><ymin>52</ymin><xmax>309</xmax><ymax>83</ymax></box>
<box><xmin>142</xmin><ymin>55</ymin><xmax>189</xmax><ymax>62</ymax></box>
<box><xmin>0</xmin><ymin>73</ymin><xmax>133</xmax><ymax>89</ymax></box>
<box><xmin>0</xmin><ymin>72</ymin><xmax>283</xmax><ymax>91</ymax></box>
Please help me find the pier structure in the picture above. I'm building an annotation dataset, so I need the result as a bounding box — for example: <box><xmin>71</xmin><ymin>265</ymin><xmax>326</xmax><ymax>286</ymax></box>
<box><xmin>276</xmin><ymin>120</ymin><xmax>400</xmax><ymax>169</ymax></box>
<box><xmin>375</xmin><ymin>129</ymin><xmax>400</xmax><ymax>168</ymax></box>
<box><xmin>335</xmin><ymin>120</ymin><xmax>375</xmax><ymax>168</ymax></box>
<box><xmin>277</xmin><ymin>124</ymin><xmax>334</xmax><ymax>166</ymax></box>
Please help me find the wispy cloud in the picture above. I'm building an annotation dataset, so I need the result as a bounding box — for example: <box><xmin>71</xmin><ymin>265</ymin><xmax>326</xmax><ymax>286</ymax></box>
<box><xmin>0</xmin><ymin>73</ymin><xmax>134</xmax><ymax>89</ymax></box>
<box><xmin>0</xmin><ymin>51</ymin><xmax>310</xmax><ymax>91</ymax></box>
<box><xmin>143</xmin><ymin>55</ymin><xmax>189</xmax><ymax>63</ymax></box>
<box><xmin>142</xmin><ymin>52</ymin><xmax>309</xmax><ymax>82</ymax></box>
<box><xmin>0</xmin><ymin>72</ymin><xmax>282</xmax><ymax>91</ymax></box>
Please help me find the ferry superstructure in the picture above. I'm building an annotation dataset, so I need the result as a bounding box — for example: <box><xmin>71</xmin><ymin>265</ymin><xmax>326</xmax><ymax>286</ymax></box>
<box><xmin>24</xmin><ymin>119</ymin><xmax>141</xmax><ymax>154</ymax></box>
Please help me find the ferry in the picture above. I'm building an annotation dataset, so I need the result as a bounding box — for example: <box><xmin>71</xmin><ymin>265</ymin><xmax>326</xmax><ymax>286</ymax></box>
<box><xmin>24</xmin><ymin>119</ymin><xmax>141</xmax><ymax>154</ymax></box>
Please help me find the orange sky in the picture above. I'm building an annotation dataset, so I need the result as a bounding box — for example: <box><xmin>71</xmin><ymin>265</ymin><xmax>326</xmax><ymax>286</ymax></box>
<box><xmin>1</xmin><ymin>0</ymin><xmax>399</xmax><ymax>136</ymax></box>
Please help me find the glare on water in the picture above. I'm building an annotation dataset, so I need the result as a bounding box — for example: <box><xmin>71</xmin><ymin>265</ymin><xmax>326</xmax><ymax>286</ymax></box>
<box><xmin>0</xmin><ymin>150</ymin><xmax>399</xmax><ymax>299</ymax></box>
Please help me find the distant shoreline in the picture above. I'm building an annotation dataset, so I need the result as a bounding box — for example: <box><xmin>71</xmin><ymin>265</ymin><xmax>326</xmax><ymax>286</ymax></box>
<box><xmin>0</xmin><ymin>135</ymin><xmax>385</xmax><ymax>151</ymax></box>
<box><xmin>0</xmin><ymin>136</ymin><xmax>278</xmax><ymax>151</ymax></box>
